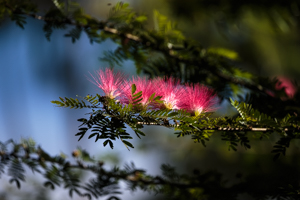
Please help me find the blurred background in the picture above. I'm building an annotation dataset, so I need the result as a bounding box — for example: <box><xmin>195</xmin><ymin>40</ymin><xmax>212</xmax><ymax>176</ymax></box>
<box><xmin>1</xmin><ymin>0</ymin><xmax>300</xmax><ymax>199</ymax></box>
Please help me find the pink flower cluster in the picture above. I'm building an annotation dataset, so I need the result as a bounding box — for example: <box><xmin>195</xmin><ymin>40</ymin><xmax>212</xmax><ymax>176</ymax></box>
<box><xmin>89</xmin><ymin>68</ymin><xmax>218</xmax><ymax>116</ymax></box>
<box><xmin>266</xmin><ymin>76</ymin><xmax>297</xmax><ymax>100</ymax></box>
<box><xmin>275</xmin><ymin>77</ymin><xmax>297</xmax><ymax>98</ymax></box>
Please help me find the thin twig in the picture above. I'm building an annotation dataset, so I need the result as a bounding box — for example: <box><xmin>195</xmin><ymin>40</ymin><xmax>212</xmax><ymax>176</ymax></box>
<box><xmin>137</xmin><ymin>122</ymin><xmax>290</xmax><ymax>132</ymax></box>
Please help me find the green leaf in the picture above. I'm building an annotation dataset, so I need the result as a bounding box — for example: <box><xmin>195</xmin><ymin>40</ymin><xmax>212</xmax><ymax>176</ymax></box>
<box><xmin>51</xmin><ymin>100</ymin><xmax>64</xmax><ymax>106</ymax></box>
<box><xmin>9</xmin><ymin>178</ymin><xmax>21</xmax><ymax>189</ymax></box>
<box><xmin>131</xmin><ymin>84</ymin><xmax>136</xmax><ymax>94</ymax></box>
<box><xmin>148</xmin><ymin>93</ymin><xmax>155</xmax><ymax>102</ymax></box>
<box><xmin>76</xmin><ymin>133</ymin><xmax>85</xmax><ymax>141</ymax></box>
<box><xmin>88</xmin><ymin>133</ymin><xmax>98</xmax><ymax>139</ymax></box>
<box><xmin>134</xmin><ymin>130</ymin><xmax>145</xmax><ymax>138</ymax></box>
<box><xmin>133</xmin><ymin>91</ymin><xmax>142</xmax><ymax>98</ymax></box>
<box><xmin>207</xmin><ymin>47</ymin><xmax>239</xmax><ymax>60</ymax></box>
<box><xmin>44</xmin><ymin>181</ymin><xmax>55</xmax><ymax>190</ymax></box>
<box><xmin>153</xmin><ymin>10</ymin><xmax>185</xmax><ymax>42</ymax></box>
<box><xmin>108</xmin><ymin>140</ymin><xmax>114</xmax><ymax>149</ymax></box>
<box><xmin>120</xmin><ymin>135</ymin><xmax>133</xmax><ymax>140</ymax></box>
<box><xmin>103</xmin><ymin>139</ymin><xmax>109</xmax><ymax>147</ymax></box>
<box><xmin>135</xmin><ymin>15</ymin><xmax>147</xmax><ymax>23</ymax></box>
<box><xmin>133</xmin><ymin>97</ymin><xmax>143</xmax><ymax>104</ymax></box>
<box><xmin>168</xmin><ymin>112</ymin><xmax>178</xmax><ymax>117</ymax></box>
<box><xmin>122</xmin><ymin>140</ymin><xmax>134</xmax><ymax>149</ymax></box>
<box><xmin>154</xmin><ymin>96</ymin><xmax>162</xmax><ymax>101</ymax></box>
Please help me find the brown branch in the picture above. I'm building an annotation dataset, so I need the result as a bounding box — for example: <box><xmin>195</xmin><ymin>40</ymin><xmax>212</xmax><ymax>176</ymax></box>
<box><xmin>137</xmin><ymin>121</ymin><xmax>290</xmax><ymax>132</ymax></box>
<box><xmin>0</xmin><ymin>147</ymin><xmax>198</xmax><ymax>190</ymax></box>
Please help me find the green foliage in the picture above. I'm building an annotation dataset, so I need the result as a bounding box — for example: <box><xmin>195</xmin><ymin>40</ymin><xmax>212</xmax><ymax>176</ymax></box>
<box><xmin>153</xmin><ymin>9</ymin><xmax>185</xmax><ymax>43</ymax></box>
<box><xmin>0</xmin><ymin>139</ymin><xmax>121</xmax><ymax>199</ymax></box>
<box><xmin>64</xmin><ymin>26</ymin><xmax>82</xmax><ymax>43</ymax></box>
<box><xmin>43</xmin><ymin>7</ymin><xmax>67</xmax><ymax>41</ymax></box>
<box><xmin>3</xmin><ymin>139</ymin><xmax>283</xmax><ymax>200</ymax></box>
<box><xmin>230</xmin><ymin>99</ymin><xmax>300</xmax><ymax>159</ymax></box>
<box><xmin>207</xmin><ymin>47</ymin><xmax>239</xmax><ymax>60</ymax></box>
<box><xmin>230</xmin><ymin>98</ymin><xmax>272</xmax><ymax>122</ymax></box>
<box><xmin>221</xmin><ymin>132</ymin><xmax>250</xmax><ymax>151</ymax></box>
<box><xmin>51</xmin><ymin>94</ymin><xmax>104</xmax><ymax>109</ymax></box>
<box><xmin>271</xmin><ymin>136</ymin><xmax>292</xmax><ymax>161</ymax></box>
<box><xmin>108</xmin><ymin>2</ymin><xmax>147</xmax><ymax>28</ymax></box>
<box><xmin>8</xmin><ymin>158</ymin><xmax>25</xmax><ymax>189</ymax></box>
<box><xmin>52</xmin><ymin>92</ymin><xmax>300</xmax><ymax>161</ymax></box>
<box><xmin>51</xmin><ymin>94</ymin><xmax>300</xmax><ymax>163</ymax></box>
<box><xmin>131</xmin><ymin>84</ymin><xmax>144</xmax><ymax>109</ymax></box>
<box><xmin>1</xmin><ymin>0</ymin><xmax>262</xmax><ymax>97</ymax></box>
<box><xmin>0</xmin><ymin>0</ymin><xmax>36</xmax><ymax>28</ymax></box>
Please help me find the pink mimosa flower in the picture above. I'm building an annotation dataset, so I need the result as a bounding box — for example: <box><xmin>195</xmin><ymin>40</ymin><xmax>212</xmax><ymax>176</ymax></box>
<box><xmin>266</xmin><ymin>77</ymin><xmax>297</xmax><ymax>100</ymax></box>
<box><xmin>275</xmin><ymin>77</ymin><xmax>297</xmax><ymax>98</ymax></box>
<box><xmin>182</xmin><ymin>83</ymin><xmax>218</xmax><ymax>116</ymax></box>
<box><xmin>88</xmin><ymin>68</ymin><xmax>126</xmax><ymax>99</ymax></box>
<box><xmin>154</xmin><ymin>77</ymin><xmax>185</xmax><ymax>110</ymax></box>
<box><xmin>121</xmin><ymin>76</ymin><xmax>157</xmax><ymax>109</ymax></box>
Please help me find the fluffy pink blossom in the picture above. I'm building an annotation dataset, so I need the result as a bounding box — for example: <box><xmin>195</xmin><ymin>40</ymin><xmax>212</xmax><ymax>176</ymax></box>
<box><xmin>88</xmin><ymin>68</ymin><xmax>126</xmax><ymax>99</ymax></box>
<box><xmin>266</xmin><ymin>77</ymin><xmax>297</xmax><ymax>100</ymax></box>
<box><xmin>88</xmin><ymin>69</ymin><xmax>219</xmax><ymax>114</ymax></box>
<box><xmin>182</xmin><ymin>83</ymin><xmax>218</xmax><ymax>116</ymax></box>
<box><xmin>120</xmin><ymin>76</ymin><xmax>157</xmax><ymax>109</ymax></box>
<box><xmin>154</xmin><ymin>77</ymin><xmax>185</xmax><ymax>110</ymax></box>
<box><xmin>275</xmin><ymin>77</ymin><xmax>297</xmax><ymax>98</ymax></box>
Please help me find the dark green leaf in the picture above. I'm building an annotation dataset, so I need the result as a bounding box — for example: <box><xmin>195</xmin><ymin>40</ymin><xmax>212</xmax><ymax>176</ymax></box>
<box><xmin>122</xmin><ymin>140</ymin><xmax>134</xmax><ymax>149</ymax></box>
<box><xmin>131</xmin><ymin>84</ymin><xmax>136</xmax><ymax>94</ymax></box>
